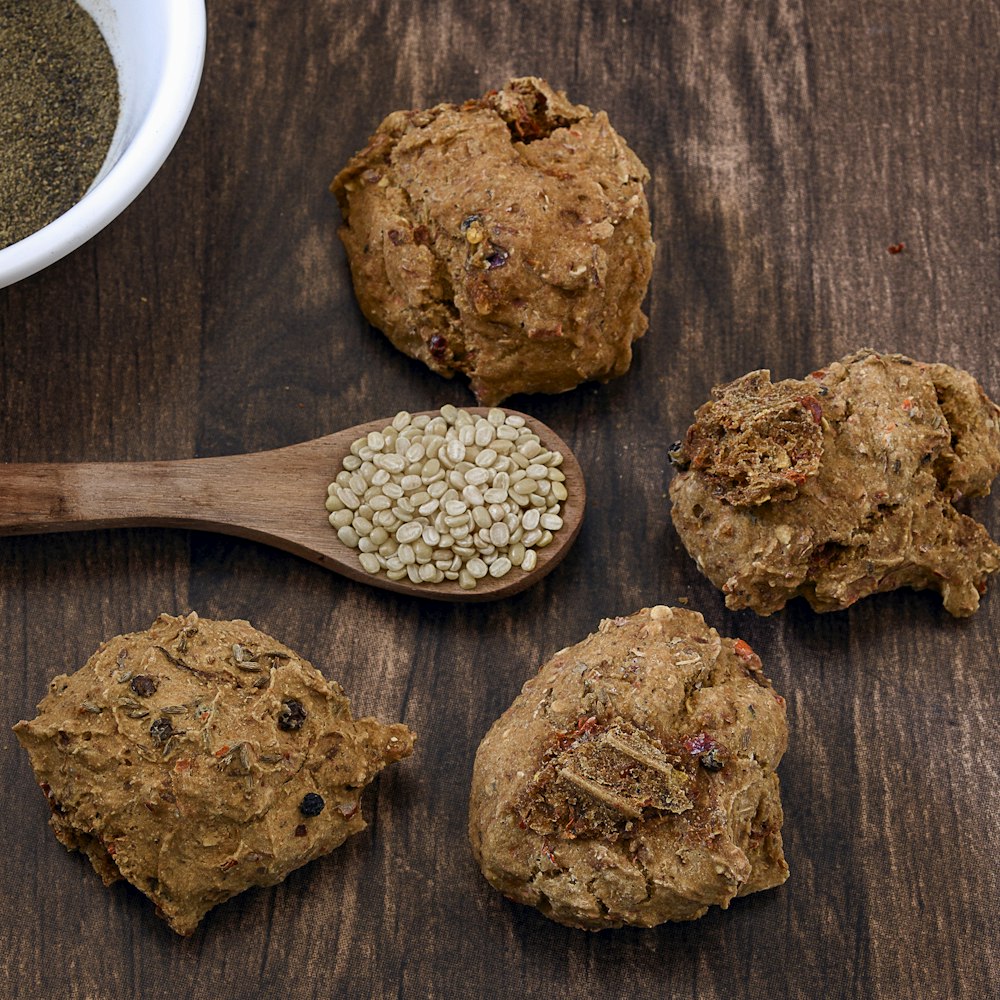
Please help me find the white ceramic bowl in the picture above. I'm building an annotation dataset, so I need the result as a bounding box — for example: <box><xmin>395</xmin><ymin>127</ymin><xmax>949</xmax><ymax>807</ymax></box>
<box><xmin>0</xmin><ymin>0</ymin><xmax>206</xmax><ymax>289</ymax></box>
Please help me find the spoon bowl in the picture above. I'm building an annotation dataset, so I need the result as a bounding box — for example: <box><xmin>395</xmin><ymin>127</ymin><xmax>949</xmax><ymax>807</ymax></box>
<box><xmin>0</xmin><ymin>409</ymin><xmax>585</xmax><ymax>601</ymax></box>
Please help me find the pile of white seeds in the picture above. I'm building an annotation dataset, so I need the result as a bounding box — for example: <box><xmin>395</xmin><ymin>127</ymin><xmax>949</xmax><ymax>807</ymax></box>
<box><xmin>326</xmin><ymin>406</ymin><xmax>568</xmax><ymax>589</ymax></box>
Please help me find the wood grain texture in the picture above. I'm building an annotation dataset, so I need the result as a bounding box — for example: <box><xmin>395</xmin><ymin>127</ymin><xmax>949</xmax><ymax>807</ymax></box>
<box><xmin>1</xmin><ymin>1</ymin><xmax>998</xmax><ymax>998</ymax></box>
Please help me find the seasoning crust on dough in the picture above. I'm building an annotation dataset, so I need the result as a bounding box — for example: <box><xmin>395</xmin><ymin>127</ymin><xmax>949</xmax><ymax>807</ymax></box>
<box><xmin>469</xmin><ymin>607</ymin><xmax>788</xmax><ymax>930</ymax></box>
<box><xmin>13</xmin><ymin>613</ymin><xmax>415</xmax><ymax>935</ymax></box>
<box><xmin>331</xmin><ymin>76</ymin><xmax>654</xmax><ymax>405</ymax></box>
<box><xmin>669</xmin><ymin>350</ymin><xmax>1000</xmax><ymax>616</ymax></box>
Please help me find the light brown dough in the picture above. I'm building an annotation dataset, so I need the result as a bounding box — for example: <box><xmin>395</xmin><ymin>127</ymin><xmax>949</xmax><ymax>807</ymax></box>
<box><xmin>331</xmin><ymin>76</ymin><xmax>654</xmax><ymax>405</ymax></box>
<box><xmin>669</xmin><ymin>349</ymin><xmax>1000</xmax><ymax>616</ymax></box>
<box><xmin>469</xmin><ymin>607</ymin><xmax>788</xmax><ymax>930</ymax></box>
<box><xmin>14</xmin><ymin>613</ymin><xmax>415</xmax><ymax>935</ymax></box>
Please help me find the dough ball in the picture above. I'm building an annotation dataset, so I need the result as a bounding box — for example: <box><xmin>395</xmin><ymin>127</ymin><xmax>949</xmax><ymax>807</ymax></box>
<box><xmin>331</xmin><ymin>76</ymin><xmax>654</xmax><ymax>405</ymax></box>
<box><xmin>468</xmin><ymin>607</ymin><xmax>788</xmax><ymax>930</ymax></box>
<box><xmin>13</xmin><ymin>613</ymin><xmax>415</xmax><ymax>935</ymax></box>
<box><xmin>669</xmin><ymin>349</ymin><xmax>1000</xmax><ymax>616</ymax></box>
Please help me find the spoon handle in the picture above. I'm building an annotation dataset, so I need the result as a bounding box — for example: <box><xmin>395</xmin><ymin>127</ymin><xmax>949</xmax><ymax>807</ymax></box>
<box><xmin>0</xmin><ymin>438</ymin><xmax>335</xmax><ymax>543</ymax></box>
<box><xmin>0</xmin><ymin>457</ymin><xmax>253</xmax><ymax>534</ymax></box>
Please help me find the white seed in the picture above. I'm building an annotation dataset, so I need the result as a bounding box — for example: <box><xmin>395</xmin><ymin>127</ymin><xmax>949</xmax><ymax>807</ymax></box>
<box><xmin>353</xmin><ymin>516</ymin><xmax>374</xmax><ymax>536</ymax></box>
<box><xmin>475</xmin><ymin>448</ymin><xmax>498</xmax><ymax>468</ymax></box>
<box><xmin>467</xmin><ymin>558</ymin><xmax>488</xmax><ymax>578</ymax></box>
<box><xmin>472</xmin><ymin>506</ymin><xmax>493</xmax><ymax>529</ymax></box>
<box><xmin>509</xmin><ymin>542</ymin><xmax>526</xmax><ymax>566</ymax></box>
<box><xmin>522</xmin><ymin>508</ymin><xmax>540</xmax><ymax>531</ymax></box>
<box><xmin>459</xmin><ymin>569</ymin><xmax>477</xmax><ymax>590</ymax></box>
<box><xmin>540</xmin><ymin>513</ymin><xmax>563</xmax><ymax>530</ymax></box>
<box><xmin>444</xmin><ymin>499</ymin><xmax>467</xmax><ymax>516</ymax></box>
<box><xmin>359</xmin><ymin>553</ymin><xmax>380</xmax><ymax>574</ymax></box>
<box><xmin>521</xmin><ymin>549</ymin><xmax>537</xmax><ymax>572</ymax></box>
<box><xmin>396</xmin><ymin>522</ymin><xmax>423</xmax><ymax>544</ymax></box>
<box><xmin>398</xmin><ymin>543</ymin><xmax>416</xmax><ymax>565</ymax></box>
<box><xmin>445</xmin><ymin>439</ymin><xmax>466</xmax><ymax>464</ymax></box>
<box><xmin>489</xmin><ymin>557</ymin><xmax>512</xmax><ymax>578</ymax></box>
<box><xmin>401</xmin><ymin>474</ymin><xmax>423</xmax><ymax>492</ymax></box>
<box><xmin>483</xmin><ymin>487</ymin><xmax>508</xmax><ymax>504</ymax></box>
<box><xmin>330</xmin><ymin>510</ymin><xmax>354</xmax><ymax>530</ymax></box>
<box><xmin>490</xmin><ymin>522</ymin><xmax>510</xmax><ymax>547</ymax></box>
<box><xmin>343</xmin><ymin>454</ymin><xmax>362</xmax><ymax>471</ymax></box>
<box><xmin>465</xmin><ymin>466</ymin><xmax>490</xmax><ymax>486</ymax></box>
<box><xmin>392</xmin><ymin>411</ymin><xmax>411</xmax><ymax>431</ymax></box>
<box><xmin>462</xmin><ymin>484</ymin><xmax>485</xmax><ymax>506</ymax></box>
<box><xmin>337</xmin><ymin>525</ymin><xmax>360</xmax><ymax>548</ymax></box>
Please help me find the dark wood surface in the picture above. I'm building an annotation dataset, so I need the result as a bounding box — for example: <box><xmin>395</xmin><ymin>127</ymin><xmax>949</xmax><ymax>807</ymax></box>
<box><xmin>2</xmin><ymin>2</ymin><xmax>998</xmax><ymax>998</ymax></box>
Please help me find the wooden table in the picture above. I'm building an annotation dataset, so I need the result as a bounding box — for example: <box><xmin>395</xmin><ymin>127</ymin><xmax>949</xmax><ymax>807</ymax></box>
<box><xmin>2</xmin><ymin>3</ymin><xmax>997</xmax><ymax>997</ymax></box>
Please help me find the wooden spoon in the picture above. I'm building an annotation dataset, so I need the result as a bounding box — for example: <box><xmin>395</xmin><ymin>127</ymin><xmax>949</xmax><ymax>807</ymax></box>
<box><xmin>0</xmin><ymin>409</ymin><xmax>585</xmax><ymax>602</ymax></box>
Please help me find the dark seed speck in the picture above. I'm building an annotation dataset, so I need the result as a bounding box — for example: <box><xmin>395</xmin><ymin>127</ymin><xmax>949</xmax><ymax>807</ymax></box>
<box><xmin>130</xmin><ymin>675</ymin><xmax>157</xmax><ymax>697</ymax></box>
<box><xmin>299</xmin><ymin>792</ymin><xmax>325</xmax><ymax>817</ymax></box>
<box><xmin>150</xmin><ymin>718</ymin><xmax>174</xmax><ymax>746</ymax></box>
<box><xmin>278</xmin><ymin>699</ymin><xmax>307</xmax><ymax>731</ymax></box>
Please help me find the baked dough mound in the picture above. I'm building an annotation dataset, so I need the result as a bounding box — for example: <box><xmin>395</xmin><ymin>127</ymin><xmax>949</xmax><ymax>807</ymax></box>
<box><xmin>13</xmin><ymin>613</ymin><xmax>415</xmax><ymax>935</ymax></box>
<box><xmin>669</xmin><ymin>350</ymin><xmax>1000</xmax><ymax>616</ymax></box>
<box><xmin>331</xmin><ymin>76</ymin><xmax>654</xmax><ymax>405</ymax></box>
<box><xmin>468</xmin><ymin>607</ymin><xmax>788</xmax><ymax>930</ymax></box>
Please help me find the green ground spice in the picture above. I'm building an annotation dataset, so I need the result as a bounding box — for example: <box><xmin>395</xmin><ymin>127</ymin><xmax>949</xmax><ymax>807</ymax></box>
<box><xmin>0</xmin><ymin>0</ymin><xmax>119</xmax><ymax>250</ymax></box>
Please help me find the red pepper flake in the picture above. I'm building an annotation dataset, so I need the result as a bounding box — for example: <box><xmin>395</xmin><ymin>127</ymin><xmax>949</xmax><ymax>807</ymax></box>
<box><xmin>173</xmin><ymin>758</ymin><xmax>194</xmax><ymax>773</ymax></box>
<box><xmin>733</xmin><ymin>639</ymin><xmax>756</xmax><ymax>662</ymax></box>
<box><xmin>213</xmin><ymin>744</ymin><xmax>231</xmax><ymax>757</ymax></box>
<box><xmin>294</xmin><ymin>824</ymin><xmax>307</xmax><ymax>838</ymax></box>
<box><xmin>887</xmin><ymin>242</ymin><xmax>905</xmax><ymax>254</ymax></box>
<box><xmin>220</xmin><ymin>858</ymin><xmax>239</xmax><ymax>872</ymax></box>
<box><xmin>901</xmin><ymin>398</ymin><xmax>913</xmax><ymax>412</ymax></box>
<box><xmin>809</xmin><ymin>369</ymin><xmax>827</xmax><ymax>380</ymax></box>
<box><xmin>682</xmin><ymin>732</ymin><xmax>718</xmax><ymax>756</ymax></box>
<box><xmin>799</xmin><ymin>395</ymin><xmax>823</xmax><ymax>424</ymax></box>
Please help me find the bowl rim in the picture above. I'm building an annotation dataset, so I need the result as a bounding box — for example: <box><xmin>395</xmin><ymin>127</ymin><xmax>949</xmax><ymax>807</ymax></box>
<box><xmin>0</xmin><ymin>0</ymin><xmax>207</xmax><ymax>289</ymax></box>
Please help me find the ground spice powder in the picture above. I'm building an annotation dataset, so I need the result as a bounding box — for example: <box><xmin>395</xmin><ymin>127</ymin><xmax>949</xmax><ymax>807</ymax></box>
<box><xmin>0</xmin><ymin>0</ymin><xmax>119</xmax><ymax>250</ymax></box>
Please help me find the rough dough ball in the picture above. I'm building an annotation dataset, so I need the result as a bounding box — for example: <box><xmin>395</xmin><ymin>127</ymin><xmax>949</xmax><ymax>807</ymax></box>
<box><xmin>669</xmin><ymin>349</ymin><xmax>1000</xmax><ymax>616</ymax></box>
<box><xmin>468</xmin><ymin>607</ymin><xmax>788</xmax><ymax>930</ymax></box>
<box><xmin>13</xmin><ymin>613</ymin><xmax>415</xmax><ymax>935</ymax></box>
<box><xmin>331</xmin><ymin>76</ymin><xmax>654</xmax><ymax>405</ymax></box>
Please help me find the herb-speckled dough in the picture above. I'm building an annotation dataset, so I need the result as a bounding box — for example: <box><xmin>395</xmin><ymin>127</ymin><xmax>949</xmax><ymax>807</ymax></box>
<box><xmin>468</xmin><ymin>607</ymin><xmax>788</xmax><ymax>930</ymax></box>
<box><xmin>13</xmin><ymin>613</ymin><xmax>415</xmax><ymax>935</ymax></box>
<box><xmin>331</xmin><ymin>76</ymin><xmax>654</xmax><ymax>405</ymax></box>
<box><xmin>669</xmin><ymin>349</ymin><xmax>1000</xmax><ymax>616</ymax></box>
